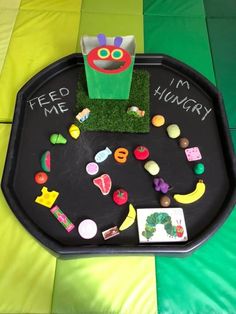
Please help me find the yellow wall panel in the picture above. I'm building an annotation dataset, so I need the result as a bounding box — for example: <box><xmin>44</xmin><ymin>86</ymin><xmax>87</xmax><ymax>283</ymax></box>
<box><xmin>0</xmin><ymin>10</ymin><xmax>80</xmax><ymax>122</ymax></box>
<box><xmin>20</xmin><ymin>0</ymin><xmax>82</xmax><ymax>13</ymax></box>
<box><xmin>0</xmin><ymin>0</ymin><xmax>21</xmax><ymax>9</ymax></box>
<box><xmin>0</xmin><ymin>10</ymin><xmax>18</xmax><ymax>74</ymax></box>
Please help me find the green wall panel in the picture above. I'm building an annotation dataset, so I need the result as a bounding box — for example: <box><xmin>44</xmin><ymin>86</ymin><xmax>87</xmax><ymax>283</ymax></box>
<box><xmin>207</xmin><ymin>18</ymin><xmax>236</xmax><ymax>128</ymax></box>
<box><xmin>144</xmin><ymin>15</ymin><xmax>215</xmax><ymax>83</ymax></box>
<box><xmin>144</xmin><ymin>0</ymin><xmax>205</xmax><ymax>17</ymax></box>
<box><xmin>230</xmin><ymin>129</ymin><xmax>236</xmax><ymax>153</ymax></box>
<box><xmin>204</xmin><ymin>0</ymin><xmax>236</xmax><ymax>17</ymax></box>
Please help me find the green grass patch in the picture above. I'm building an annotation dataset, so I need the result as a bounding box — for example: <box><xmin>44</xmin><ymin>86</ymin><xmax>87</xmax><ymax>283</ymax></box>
<box><xmin>75</xmin><ymin>70</ymin><xmax>150</xmax><ymax>133</ymax></box>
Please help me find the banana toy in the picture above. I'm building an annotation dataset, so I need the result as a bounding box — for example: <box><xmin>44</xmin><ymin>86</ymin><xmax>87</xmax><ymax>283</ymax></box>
<box><xmin>119</xmin><ymin>203</ymin><xmax>136</xmax><ymax>231</ymax></box>
<box><xmin>174</xmin><ymin>180</ymin><xmax>206</xmax><ymax>204</ymax></box>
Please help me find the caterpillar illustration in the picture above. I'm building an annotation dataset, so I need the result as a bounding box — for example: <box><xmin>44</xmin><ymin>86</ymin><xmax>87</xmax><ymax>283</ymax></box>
<box><xmin>142</xmin><ymin>212</ymin><xmax>184</xmax><ymax>240</ymax></box>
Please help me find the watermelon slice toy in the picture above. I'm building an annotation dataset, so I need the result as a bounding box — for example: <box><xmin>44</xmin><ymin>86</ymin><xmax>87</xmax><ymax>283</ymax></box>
<box><xmin>41</xmin><ymin>151</ymin><xmax>51</xmax><ymax>172</ymax></box>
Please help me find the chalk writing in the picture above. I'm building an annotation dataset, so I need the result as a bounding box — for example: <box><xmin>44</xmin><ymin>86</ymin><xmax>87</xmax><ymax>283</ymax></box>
<box><xmin>154</xmin><ymin>78</ymin><xmax>212</xmax><ymax>121</ymax></box>
<box><xmin>28</xmin><ymin>87</ymin><xmax>70</xmax><ymax>117</ymax></box>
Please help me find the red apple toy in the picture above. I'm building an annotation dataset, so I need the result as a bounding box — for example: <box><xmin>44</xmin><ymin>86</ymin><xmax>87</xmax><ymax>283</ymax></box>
<box><xmin>133</xmin><ymin>145</ymin><xmax>150</xmax><ymax>160</ymax></box>
<box><xmin>113</xmin><ymin>189</ymin><xmax>128</xmax><ymax>205</ymax></box>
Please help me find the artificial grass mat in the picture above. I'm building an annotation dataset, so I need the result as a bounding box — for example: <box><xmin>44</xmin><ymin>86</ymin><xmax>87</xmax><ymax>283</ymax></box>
<box><xmin>75</xmin><ymin>70</ymin><xmax>150</xmax><ymax>133</ymax></box>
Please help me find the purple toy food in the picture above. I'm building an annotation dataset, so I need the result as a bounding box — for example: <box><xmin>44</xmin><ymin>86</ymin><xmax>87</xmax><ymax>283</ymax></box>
<box><xmin>153</xmin><ymin>178</ymin><xmax>170</xmax><ymax>194</ymax></box>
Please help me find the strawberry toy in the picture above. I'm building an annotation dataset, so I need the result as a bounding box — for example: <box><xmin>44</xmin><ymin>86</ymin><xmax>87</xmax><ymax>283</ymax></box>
<box><xmin>133</xmin><ymin>145</ymin><xmax>150</xmax><ymax>160</ymax></box>
<box><xmin>113</xmin><ymin>189</ymin><xmax>128</xmax><ymax>205</ymax></box>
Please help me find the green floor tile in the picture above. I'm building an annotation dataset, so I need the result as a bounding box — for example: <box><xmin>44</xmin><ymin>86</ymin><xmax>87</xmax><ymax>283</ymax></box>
<box><xmin>144</xmin><ymin>15</ymin><xmax>215</xmax><ymax>83</ymax></box>
<box><xmin>207</xmin><ymin>18</ymin><xmax>236</xmax><ymax>128</ymax></box>
<box><xmin>78</xmin><ymin>12</ymin><xmax>144</xmax><ymax>53</ymax></box>
<box><xmin>156</xmin><ymin>206</ymin><xmax>236</xmax><ymax>314</ymax></box>
<box><xmin>204</xmin><ymin>0</ymin><xmax>236</xmax><ymax>17</ymax></box>
<box><xmin>82</xmin><ymin>0</ymin><xmax>142</xmax><ymax>15</ymax></box>
<box><xmin>143</xmin><ymin>0</ymin><xmax>205</xmax><ymax>17</ymax></box>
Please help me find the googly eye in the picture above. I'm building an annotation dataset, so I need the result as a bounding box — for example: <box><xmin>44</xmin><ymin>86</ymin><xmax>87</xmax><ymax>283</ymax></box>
<box><xmin>111</xmin><ymin>49</ymin><xmax>123</xmax><ymax>60</ymax></box>
<box><xmin>97</xmin><ymin>48</ymin><xmax>110</xmax><ymax>59</ymax></box>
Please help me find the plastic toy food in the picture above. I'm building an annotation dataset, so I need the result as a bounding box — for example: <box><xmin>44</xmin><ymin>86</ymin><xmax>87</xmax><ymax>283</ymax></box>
<box><xmin>133</xmin><ymin>145</ymin><xmax>150</xmax><ymax>160</ymax></box>
<box><xmin>144</xmin><ymin>160</ymin><xmax>160</xmax><ymax>176</ymax></box>
<box><xmin>160</xmin><ymin>195</ymin><xmax>171</xmax><ymax>207</ymax></box>
<box><xmin>179</xmin><ymin>137</ymin><xmax>189</xmax><ymax>149</ymax></box>
<box><xmin>127</xmin><ymin>106</ymin><xmax>145</xmax><ymax>117</ymax></box>
<box><xmin>94</xmin><ymin>147</ymin><xmax>112</xmax><ymax>163</ymax></box>
<box><xmin>93</xmin><ymin>174</ymin><xmax>112</xmax><ymax>195</ymax></box>
<box><xmin>69</xmin><ymin>124</ymin><xmax>80</xmax><ymax>139</ymax></box>
<box><xmin>119</xmin><ymin>204</ymin><xmax>136</xmax><ymax>231</ymax></box>
<box><xmin>166</xmin><ymin>124</ymin><xmax>181</xmax><ymax>139</ymax></box>
<box><xmin>152</xmin><ymin>115</ymin><xmax>165</xmax><ymax>127</ymax></box>
<box><xmin>113</xmin><ymin>189</ymin><xmax>128</xmax><ymax>205</ymax></box>
<box><xmin>86</xmin><ymin>162</ymin><xmax>99</xmax><ymax>175</ymax></box>
<box><xmin>41</xmin><ymin>150</ymin><xmax>51</xmax><ymax>172</ymax></box>
<box><xmin>153</xmin><ymin>178</ymin><xmax>170</xmax><ymax>194</ymax></box>
<box><xmin>35</xmin><ymin>187</ymin><xmax>59</xmax><ymax>208</ymax></box>
<box><xmin>50</xmin><ymin>133</ymin><xmax>67</xmax><ymax>144</ymax></box>
<box><xmin>34</xmin><ymin>172</ymin><xmax>48</xmax><ymax>184</ymax></box>
<box><xmin>114</xmin><ymin>147</ymin><xmax>129</xmax><ymax>164</ymax></box>
<box><xmin>50</xmin><ymin>205</ymin><xmax>75</xmax><ymax>233</ymax></box>
<box><xmin>185</xmin><ymin>147</ymin><xmax>202</xmax><ymax>161</ymax></box>
<box><xmin>194</xmin><ymin>163</ymin><xmax>205</xmax><ymax>175</ymax></box>
<box><xmin>174</xmin><ymin>180</ymin><xmax>206</xmax><ymax>204</ymax></box>
<box><xmin>102</xmin><ymin>226</ymin><xmax>120</xmax><ymax>240</ymax></box>
<box><xmin>78</xmin><ymin>219</ymin><xmax>97</xmax><ymax>239</ymax></box>
<box><xmin>76</xmin><ymin>108</ymin><xmax>90</xmax><ymax>123</ymax></box>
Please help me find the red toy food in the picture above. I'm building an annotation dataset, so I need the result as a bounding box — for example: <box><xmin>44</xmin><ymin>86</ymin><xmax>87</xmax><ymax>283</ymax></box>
<box><xmin>113</xmin><ymin>189</ymin><xmax>128</xmax><ymax>205</ymax></box>
<box><xmin>176</xmin><ymin>225</ymin><xmax>184</xmax><ymax>237</ymax></box>
<box><xmin>93</xmin><ymin>174</ymin><xmax>112</xmax><ymax>195</ymax></box>
<box><xmin>133</xmin><ymin>146</ymin><xmax>150</xmax><ymax>160</ymax></box>
<box><xmin>34</xmin><ymin>172</ymin><xmax>48</xmax><ymax>184</ymax></box>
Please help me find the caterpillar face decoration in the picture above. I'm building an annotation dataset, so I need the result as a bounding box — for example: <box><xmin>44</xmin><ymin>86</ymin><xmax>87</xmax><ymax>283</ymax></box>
<box><xmin>87</xmin><ymin>34</ymin><xmax>132</xmax><ymax>74</ymax></box>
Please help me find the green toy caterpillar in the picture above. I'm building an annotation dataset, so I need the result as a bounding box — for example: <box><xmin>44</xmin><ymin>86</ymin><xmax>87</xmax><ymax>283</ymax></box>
<box><xmin>142</xmin><ymin>212</ymin><xmax>184</xmax><ymax>240</ymax></box>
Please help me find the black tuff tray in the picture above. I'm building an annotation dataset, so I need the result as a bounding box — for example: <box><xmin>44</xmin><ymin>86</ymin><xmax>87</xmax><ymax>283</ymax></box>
<box><xmin>2</xmin><ymin>53</ymin><xmax>236</xmax><ymax>257</ymax></box>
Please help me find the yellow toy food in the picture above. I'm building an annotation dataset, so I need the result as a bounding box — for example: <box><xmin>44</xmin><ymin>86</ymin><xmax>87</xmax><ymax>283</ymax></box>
<box><xmin>35</xmin><ymin>187</ymin><xmax>59</xmax><ymax>208</ymax></box>
<box><xmin>69</xmin><ymin>124</ymin><xmax>80</xmax><ymax>139</ymax></box>
<box><xmin>119</xmin><ymin>203</ymin><xmax>136</xmax><ymax>231</ymax></box>
<box><xmin>174</xmin><ymin>180</ymin><xmax>206</xmax><ymax>204</ymax></box>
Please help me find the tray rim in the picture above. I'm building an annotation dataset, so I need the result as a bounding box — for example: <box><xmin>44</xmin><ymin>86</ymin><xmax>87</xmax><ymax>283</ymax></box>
<box><xmin>2</xmin><ymin>53</ymin><xmax>236</xmax><ymax>257</ymax></box>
